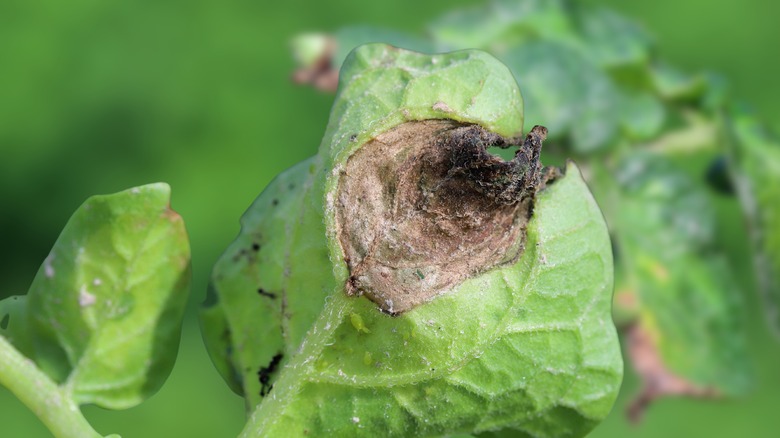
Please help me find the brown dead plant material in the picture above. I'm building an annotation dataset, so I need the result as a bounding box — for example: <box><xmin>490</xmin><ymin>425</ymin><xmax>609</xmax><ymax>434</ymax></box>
<box><xmin>336</xmin><ymin>120</ymin><xmax>550</xmax><ymax>314</ymax></box>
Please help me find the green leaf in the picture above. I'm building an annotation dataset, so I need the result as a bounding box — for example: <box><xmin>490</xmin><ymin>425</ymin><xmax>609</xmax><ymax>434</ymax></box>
<box><xmin>0</xmin><ymin>295</ymin><xmax>33</xmax><ymax>358</ymax></box>
<box><xmin>726</xmin><ymin>111</ymin><xmax>780</xmax><ymax>335</ymax></box>
<box><xmin>202</xmin><ymin>157</ymin><xmax>332</xmax><ymax>408</ymax></box>
<box><xmin>20</xmin><ymin>183</ymin><xmax>191</xmax><ymax>409</ymax></box>
<box><xmin>208</xmin><ymin>44</ymin><xmax>621</xmax><ymax>436</ymax></box>
<box><xmin>573</xmin><ymin>7</ymin><xmax>653</xmax><ymax>68</ymax></box>
<box><xmin>617</xmin><ymin>91</ymin><xmax>666</xmax><ymax>141</ymax></box>
<box><xmin>610</xmin><ymin>153</ymin><xmax>750</xmax><ymax>395</ymax></box>
<box><xmin>501</xmin><ymin>41</ymin><xmax>621</xmax><ymax>152</ymax></box>
<box><xmin>650</xmin><ymin>62</ymin><xmax>707</xmax><ymax>100</ymax></box>
<box><xmin>205</xmin><ymin>43</ymin><xmax>527</xmax><ymax>411</ymax></box>
<box><xmin>428</xmin><ymin>0</ymin><xmax>575</xmax><ymax>53</ymax></box>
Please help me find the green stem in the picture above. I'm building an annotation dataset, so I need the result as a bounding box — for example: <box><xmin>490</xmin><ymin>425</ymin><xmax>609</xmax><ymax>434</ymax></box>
<box><xmin>0</xmin><ymin>335</ymin><xmax>104</xmax><ymax>438</ymax></box>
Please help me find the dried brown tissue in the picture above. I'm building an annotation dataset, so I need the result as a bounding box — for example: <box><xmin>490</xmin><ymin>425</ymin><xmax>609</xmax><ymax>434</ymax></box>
<box><xmin>335</xmin><ymin>119</ymin><xmax>555</xmax><ymax>314</ymax></box>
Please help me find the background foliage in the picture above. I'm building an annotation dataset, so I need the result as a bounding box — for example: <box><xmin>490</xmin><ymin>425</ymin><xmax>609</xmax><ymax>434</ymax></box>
<box><xmin>1</xmin><ymin>0</ymin><xmax>778</xmax><ymax>436</ymax></box>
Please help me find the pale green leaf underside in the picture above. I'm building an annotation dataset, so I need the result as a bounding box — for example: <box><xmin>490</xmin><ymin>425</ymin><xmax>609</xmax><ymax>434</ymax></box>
<box><xmin>2</xmin><ymin>183</ymin><xmax>191</xmax><ymax>409</ymax></box>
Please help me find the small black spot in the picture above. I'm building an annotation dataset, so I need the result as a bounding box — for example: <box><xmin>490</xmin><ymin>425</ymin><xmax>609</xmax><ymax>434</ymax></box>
<box><xmin>251</xmin><ymin>243</ymin><xmax>261</xmax><ymax>251</ymax></box>
<box><xmin>0</xmin><ymin>314</ymin><xmax>9</xmax><ymax>330</ymax></box>
<box><xmin>288</xmin><ymin>183</ymin><xmax>295</xmax><ymax>190</ymax></box>
<box><xmin>258</xmin><ymin>353</ymin><xmax>284</xmax><ymax>397</ymax></box>
<box><xmin>349</xmin><ymin>134</ymin><xmax>358</xmax><ymax>142</ymax></box>
<box><xmin>272</xmin><ymin>199</ymin><xmax>279</xmax><ymax>206</ymax></box>
<box><xmin>257</xmin><ymin>288</ymin><xmax>277</xmax><ymax>299</ymax></box>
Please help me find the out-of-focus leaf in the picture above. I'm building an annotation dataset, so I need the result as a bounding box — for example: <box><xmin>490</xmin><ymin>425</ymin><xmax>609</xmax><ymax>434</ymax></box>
<box><xmin>428</xmin><ymin>0</ymin><xmax>575</xmax><ymax>53</ymax></box>
<box><xmin>618</xmin><ymin>91</ymin><xmax>666</xmax><ymax>140</ymax></box>
<box><xmin>612</xmin><ymin>153</ymin><xmax>750</xmax><ymax>396</ymax></box>
<box><xmin>651</xmin><ymin>62</ymin><xmax>707</xmax><ymax>100</ymax></box>
<box><xmin>573</xmin><ymin>7</ymin><xmax>652</xmax><ymax>68</ymax></box>
<box><xmin>705</xmin><ymin>156</ymin><xmax>734</xmax><ymax>195</ymax></box>
<box><xmin>614</xmin><ymin>153</ymin><xmax>715</xmax><ymax>250</ymax></box>
<box><xmin>700</xmin><ymin>72</ymin><xmax>730</xmax><ymax>110</ymax></box>
<box><xmin>726</xmin><ymin>111</ymin><xmax>780</xmax><ymax>334</ymax></box>
<box><xmin>502</xmin><ymin>41</ymin><xmax>621</xmax><ymax>152</ymax></box>
<box><xmin>290</xmin><ymin>33</ymin><xmax>332</xmax><ymax>69</ymax></box>
<box><xmin>21</xmin><ymin>183</ymin><xmax>190</xmax><ymax>409</ymax></box>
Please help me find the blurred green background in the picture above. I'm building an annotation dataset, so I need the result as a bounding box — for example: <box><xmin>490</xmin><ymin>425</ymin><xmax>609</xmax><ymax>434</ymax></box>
<box><xmin>1</xmin><ymin>0</ymin><xmax>778</xmax><ymax>436</ymax></box>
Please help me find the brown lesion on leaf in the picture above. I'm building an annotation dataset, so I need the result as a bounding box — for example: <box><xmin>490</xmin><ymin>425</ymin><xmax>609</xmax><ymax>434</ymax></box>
<box><xmin>335</xmin><ymin>120</ymin><xmax>551</xmax><ymax>314</ymax></box>
<box><xmin>625</xmin><ymin>322</ymin><xmax>720</xmax><ymax>423</ymax></box>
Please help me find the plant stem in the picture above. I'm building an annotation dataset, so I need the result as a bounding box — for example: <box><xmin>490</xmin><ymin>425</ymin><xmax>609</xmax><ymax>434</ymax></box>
<box><xmin>0</xmin><ymin>335</ymin><xmax>104</xmax><ymax>438</ymax></box>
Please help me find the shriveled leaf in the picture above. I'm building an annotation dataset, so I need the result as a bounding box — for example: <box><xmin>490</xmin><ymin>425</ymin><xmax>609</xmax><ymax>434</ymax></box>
<box><xmin>726</xmin><ymin>111</ymin><xmax>780</xmax><ymax>335</ymax></box>
<box><xmin>22</xmin><ymin>183</ymin><xmax>190</xmax><ymax>409</ymax></box>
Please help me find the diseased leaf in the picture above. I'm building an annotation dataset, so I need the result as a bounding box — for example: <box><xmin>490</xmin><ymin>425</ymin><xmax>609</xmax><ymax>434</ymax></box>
<box><xmin>207</xmin><ymin>44</ymin><xmax>621</xmax><ymax>437</ymax></box>
<box><xmin>726</xmin><ymin>111</ymin><xmax>780</xmax><ymax>335</ymax></box>
<box><xmin>238</xmin><ymin>160</ymin><xmax>620</xmax><ymax>438</ymax></box>
<box><xmin>285</xmin><ymin>0</ymin><xmax>769</xmax><ymax>425</ymax></box>
<box><xmin>203</xmin><ymin>157</ymin><xmax>333</xmax><ymax>409</ymax></box>
<box><xmin>20</xmin><ymin>183</ymin><xmax>190</xmax><ymax>409</ymax></box>
<box><xmin>205</xmin><ymin>43</ymin><xmax>527</xmax><ymax>412</ymax></box>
